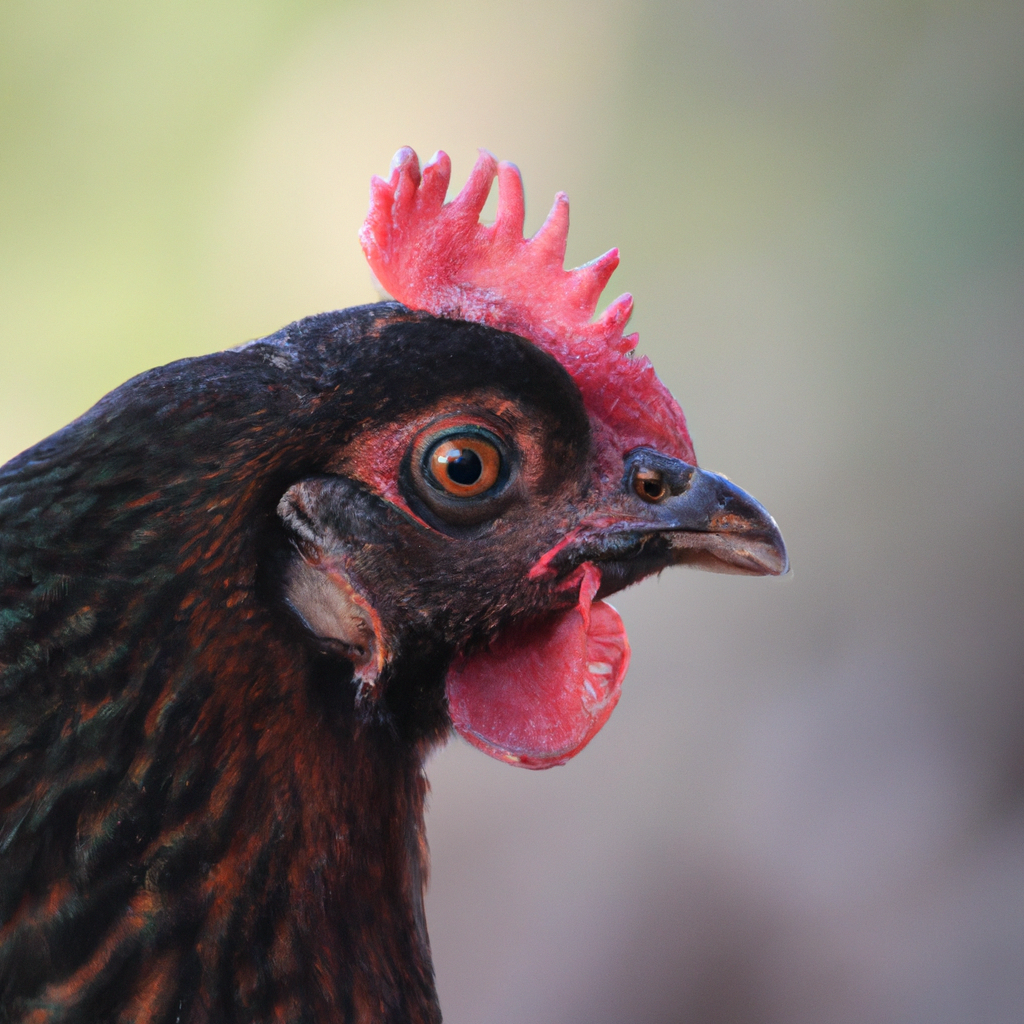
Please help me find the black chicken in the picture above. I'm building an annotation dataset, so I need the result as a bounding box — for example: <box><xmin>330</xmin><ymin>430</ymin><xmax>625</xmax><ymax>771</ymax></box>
<box><xmin>0</xmin><ymin>148</ymin><xmax>787</xmax><ymax>1023</ymax></box>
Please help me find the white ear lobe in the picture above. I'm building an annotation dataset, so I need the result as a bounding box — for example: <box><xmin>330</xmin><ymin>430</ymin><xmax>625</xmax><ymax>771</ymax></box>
<box><xmin>277</xmin><ymin>479</ymin><xmax>388</xmax><ymax>691</ymax></box>
<box><xmin>283</xmin><ymin>555</ymin><xmax>386</xmax><ymax>691</ymax></box>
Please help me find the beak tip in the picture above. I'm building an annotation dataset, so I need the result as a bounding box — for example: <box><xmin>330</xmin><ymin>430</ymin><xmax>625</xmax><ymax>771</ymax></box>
<box><xmin>762</xmin><ymin>518</ymin><xmax>790</xmax><ymax>577</ymax></box>
<box><xmin>748</xmin><ymin>519</ymin><xmax>789</xmax><ymax>577</ymax></box>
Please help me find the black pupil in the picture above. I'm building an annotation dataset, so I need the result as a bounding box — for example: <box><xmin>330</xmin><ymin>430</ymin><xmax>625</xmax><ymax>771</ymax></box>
<box><xmin>446</xmin><ymin>448</ymin><xmax>483</xmax><ymax>485</ymax></box>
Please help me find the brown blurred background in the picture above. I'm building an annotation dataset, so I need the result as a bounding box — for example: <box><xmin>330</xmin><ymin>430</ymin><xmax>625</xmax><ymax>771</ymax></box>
<box><xmin>2</xmin><ymin>1</ymin><xmax>1022</xmax><ymax>1020</ymax></box>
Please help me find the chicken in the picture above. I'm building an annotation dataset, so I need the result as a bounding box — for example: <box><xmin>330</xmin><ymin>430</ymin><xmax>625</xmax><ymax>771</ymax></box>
<box><xmin>0</xmin><ymin>148</ymin><xmax>787</xmax><ymax>1023</ymax></box>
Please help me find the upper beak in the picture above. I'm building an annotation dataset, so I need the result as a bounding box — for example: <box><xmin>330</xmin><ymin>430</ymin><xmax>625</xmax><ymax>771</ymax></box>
<box><xmin>655</xmin><ymin>465</ymin><xmax>789</xmax><ymax>576</ymax></box>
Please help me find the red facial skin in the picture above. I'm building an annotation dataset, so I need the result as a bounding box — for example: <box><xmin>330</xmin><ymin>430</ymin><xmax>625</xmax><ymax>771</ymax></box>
<box><xmin>334</xmin><ymin>395</ymin><xmax>573</xmax><ymax>524</ymax></box>
<box><xmin>328</xmin><ymin>386</ymin><xmax>637</xmax><ymax>768</ymax></box>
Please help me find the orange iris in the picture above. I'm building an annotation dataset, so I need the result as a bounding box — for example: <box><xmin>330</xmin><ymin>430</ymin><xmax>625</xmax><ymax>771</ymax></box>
<box><xmin>428</xmin><ymin>436</ymin><xmax>502</xmax><ymax>497</ymax></box>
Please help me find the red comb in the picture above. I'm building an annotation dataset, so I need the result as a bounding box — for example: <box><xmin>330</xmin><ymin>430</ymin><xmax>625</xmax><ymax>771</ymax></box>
<box><xmin>359</xmin><ymin>148</ymin><xmax>695</xmax><ymax>463</ymax></box>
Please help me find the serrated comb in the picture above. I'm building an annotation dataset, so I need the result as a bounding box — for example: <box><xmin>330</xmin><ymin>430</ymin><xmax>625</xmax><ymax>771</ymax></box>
<box><xmin>359</xmin><ymin>147</ymin><xmax>694</xmax><ymax>463</ymax></box>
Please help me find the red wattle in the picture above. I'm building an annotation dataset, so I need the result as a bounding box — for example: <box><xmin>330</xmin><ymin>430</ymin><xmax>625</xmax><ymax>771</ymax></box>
<box><xmin>445</xmin><ymin>564</ymin><xmax>630</xmax><ymax>769</ymax></box>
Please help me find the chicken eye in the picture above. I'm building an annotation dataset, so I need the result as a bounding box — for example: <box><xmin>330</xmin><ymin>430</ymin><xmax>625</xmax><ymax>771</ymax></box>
<box><xmin>634</xmin><ymin>468</ymin><xmax>667</xmax><ymax>503</ymax></box>
<box><xmin>426</xmin><ymin>435</ymin><xmax>502</xmax><ymax>497</ymax></box>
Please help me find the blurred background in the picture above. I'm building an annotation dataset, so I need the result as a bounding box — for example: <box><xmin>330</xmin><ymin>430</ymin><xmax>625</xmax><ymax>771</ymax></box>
<box><xmin>2</xmin><ymin>0</ymin><xmax>1022</xmax><ymax>1020</ymax></box>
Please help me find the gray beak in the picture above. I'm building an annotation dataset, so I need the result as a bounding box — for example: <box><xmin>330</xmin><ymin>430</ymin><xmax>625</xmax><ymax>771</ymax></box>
<box><xmin>655</xmin><ymin>464</ymin><xmax>789</xmax><ymax>576</ymax></box>
<box><xmin>552</xmin><ymin>451</ymin><xmax>788</xmax><ymax>590</ymax></box>
<box><xmin>620</xmin><ymin>448</ymin><xmax>789</xmax><ymax>577</ymax></box>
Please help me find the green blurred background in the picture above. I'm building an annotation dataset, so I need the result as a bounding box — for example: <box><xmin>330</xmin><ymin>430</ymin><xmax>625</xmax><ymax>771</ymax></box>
<box><xmin>2</xmin><ymin>1</ymin><xmax>1022</xmax><ymax>1021</ymax></box>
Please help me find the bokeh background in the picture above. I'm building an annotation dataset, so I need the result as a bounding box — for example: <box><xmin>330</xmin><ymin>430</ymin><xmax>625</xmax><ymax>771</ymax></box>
<box><xmin>2</xmin><ymin>1</ymin><xmax>1022</xmax><ymax>1020</ymax></box>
